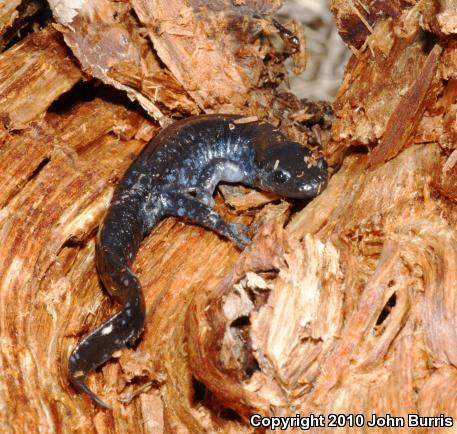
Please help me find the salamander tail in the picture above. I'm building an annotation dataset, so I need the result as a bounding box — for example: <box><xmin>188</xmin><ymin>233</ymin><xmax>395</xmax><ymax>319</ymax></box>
<box><xmin>68</xmin><ymin>288</ymin><xmax>145</xmax><ymax>409</ymax></box>
<box><xmin>69</xmin><ymin>374</ymin><xmax>113</xmax><ymax>410</ymax></box>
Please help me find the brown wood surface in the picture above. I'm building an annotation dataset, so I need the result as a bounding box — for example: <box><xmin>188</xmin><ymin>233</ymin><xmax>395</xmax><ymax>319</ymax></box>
<box><xmin>1</xmin><ymin>1</ymin><xmax>457</xmax><ymax>433</ymax></box>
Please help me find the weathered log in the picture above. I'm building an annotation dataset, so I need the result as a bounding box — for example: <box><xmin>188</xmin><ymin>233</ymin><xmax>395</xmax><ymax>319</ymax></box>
<box><xmin>2</xmin><ymin>0</ymin><xmax>457</xmax><ymax>433</ymax></box>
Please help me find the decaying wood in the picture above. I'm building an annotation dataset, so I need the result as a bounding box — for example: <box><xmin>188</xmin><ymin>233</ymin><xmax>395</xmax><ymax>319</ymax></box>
<box><xmin>3</xmin><ymin>0</ymin><xmax>457</xmax><ymax>433</ymax></box>
<box><xmin>368</xmin><ymin>43</ymin><xmax>442</xmax><ymax>168</ymax></box>
<box><xmin>0</xmin><ymin>26</ymin><xmax>81</xmax><ymax>129</ymax></box>
<box><xmin>47</xmin><ymin>0</ymin><xmax>306</xmax><ymax>123</ymax></box>
<box><xmin>0</xmin><ymin>0</ymin><xmax>46</xmax><ymax>50</ymax></box>
<box><xmin>330</xmin><ymin>0</ymin><xmax>414</xmax><ymax>50</ymax></box>
<box><xmin>0</xmin><ymin>0</ymin><xmax>22</xmax><ymax>32</ymax></box>
<box><xmin>48</xmin><ymin>0</ymin><xmax>194</xmax><ymax>125</ymax></box>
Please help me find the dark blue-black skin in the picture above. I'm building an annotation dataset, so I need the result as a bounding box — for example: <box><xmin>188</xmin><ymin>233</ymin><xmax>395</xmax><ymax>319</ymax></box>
<box><xmin>68</xmin><ymin>114</ymin><xmax>327</xmax><ymax>408</ymax></box>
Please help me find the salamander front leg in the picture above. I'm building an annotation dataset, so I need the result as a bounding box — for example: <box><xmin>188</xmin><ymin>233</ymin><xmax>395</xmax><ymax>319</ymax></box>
<box><xmin>162</xmin><ymin>191</ymin><xmax>251</xmax><ymax>248</ymax></box>
<box><xmin>195</xmin><ymin>159</ymin><xmax>247</xmax><ymax>206</ymax></box>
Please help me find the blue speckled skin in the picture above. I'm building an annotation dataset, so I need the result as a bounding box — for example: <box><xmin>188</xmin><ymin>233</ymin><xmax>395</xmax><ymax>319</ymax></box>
<box><xmin>68</xmin><ymin>114</ymin><xmax>327</xmax><ymax>408</ymax></box>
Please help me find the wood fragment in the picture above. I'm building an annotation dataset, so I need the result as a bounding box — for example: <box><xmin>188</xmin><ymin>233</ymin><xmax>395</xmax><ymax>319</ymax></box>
<box><xmin>327</xmin><ymin>15</ymin><xmax>441</xmax><ymax>167</ymax></box>
<box><xmin>331</xmin><ymin>0</ymin><xmax>403</xmax><ymax>49</ymax></box>
<box><xmin>0</xmin><ymin>0</ymin><xmax>45</xmax><ymax>50</ymax></box>
<box><xmin>0</xmin><ymin>0</ymin><xmax>22</xmax><ymax>43</ymax></box>
<box><xmin>369</xmin><ymin>43</ymin><xmax>443</xmax><ymax>168</ymax></box>
<box><xmin>48</xmin><ymin>0</ymin><xmax>197</xmax><ymax>125</ymax></box>
<box><xmin>0</xmin><ymin>26</ymin><xmax>82</xmax><ymax>129</ymax></box>
<box><xmin>131</xmin><ymin>0</ymin><xmax>288</xmax><ymax>115</ymax></box>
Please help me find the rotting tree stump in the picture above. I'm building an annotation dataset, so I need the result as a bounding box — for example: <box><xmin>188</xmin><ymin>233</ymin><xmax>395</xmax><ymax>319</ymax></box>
<box><xmin>1</xmin><ymin>1</ymin><xmax>457</xmax><ymax>433</ymax></box>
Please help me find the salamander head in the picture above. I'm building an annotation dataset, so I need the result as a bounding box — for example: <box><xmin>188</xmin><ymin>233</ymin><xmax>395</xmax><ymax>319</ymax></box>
<box><xmin>255</xmin><ymin>141</ymin><xmax>327</xmax><ymax>199</ymax></box>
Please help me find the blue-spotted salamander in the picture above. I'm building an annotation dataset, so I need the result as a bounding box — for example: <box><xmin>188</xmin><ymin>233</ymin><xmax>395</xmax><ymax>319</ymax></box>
<box><xmin>68</xmin><ymin>114</ymin><xmax>327</xmax><ymax>408</ymax></box>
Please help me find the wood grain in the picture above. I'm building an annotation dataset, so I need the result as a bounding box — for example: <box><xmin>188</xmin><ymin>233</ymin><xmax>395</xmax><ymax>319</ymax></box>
<box><xmin>2</xmin><ymin>1</ymin><xmax>457</xmax><ymax>433</ymax></box>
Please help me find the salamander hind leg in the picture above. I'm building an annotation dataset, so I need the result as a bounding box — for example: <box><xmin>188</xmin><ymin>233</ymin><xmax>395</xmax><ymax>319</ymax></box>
<box><xmin>162</xmin><ymin>191</ymin><xmax>251</xmax><ymax>248</ymax></box>
<box><xmin>68</xmin><ymin>274</ymin><xmax>145</xmax><ymax>409</ymax></box>
<box><xmin>223</xmin><ymin>222</ymin><xmax>251</xmax><ymax>248</ymax></box>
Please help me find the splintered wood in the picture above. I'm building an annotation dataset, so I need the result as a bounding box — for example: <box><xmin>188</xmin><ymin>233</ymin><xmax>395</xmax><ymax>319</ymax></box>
<box><xmin>0</xmin><ymin>1</ymin><xmax>46</xmax><ymax>50</ymax></box>
<box><xmin>0</xmin><ymin>27</ymin><xmax>82</xmax><ymax>129</ymax></box>
<box><xmin>1</xmin><ymin>0</ymin><xmax>457</xmax><ymax>433</ymax></box>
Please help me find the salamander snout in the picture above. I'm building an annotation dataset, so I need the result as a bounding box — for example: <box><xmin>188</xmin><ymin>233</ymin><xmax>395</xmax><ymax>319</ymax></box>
<box><xmin>255</xmin><ymin>142</ymin><xmax>328</xmax><ymax>200</ymax></box>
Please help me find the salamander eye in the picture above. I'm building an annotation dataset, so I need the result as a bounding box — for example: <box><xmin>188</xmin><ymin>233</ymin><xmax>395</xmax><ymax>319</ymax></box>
<box><xmin>272</xmin><ymin>170</ymin><xmax>289</xmax><ymax>184</ymax></box>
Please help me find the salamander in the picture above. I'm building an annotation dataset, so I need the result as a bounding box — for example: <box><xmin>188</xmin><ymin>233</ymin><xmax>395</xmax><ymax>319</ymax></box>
<box><xmin>68</xmin><ymin>114</ymin><xmax>328</xmax><ymax>409</ymax></box>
